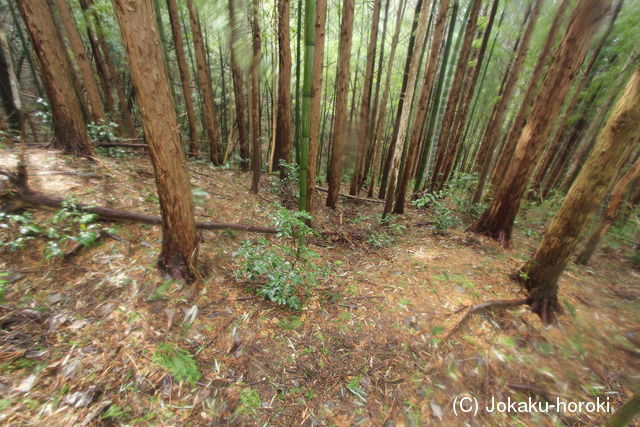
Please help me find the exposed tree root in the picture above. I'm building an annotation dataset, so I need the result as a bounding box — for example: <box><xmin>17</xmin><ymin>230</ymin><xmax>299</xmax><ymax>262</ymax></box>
<box><xmin>444</xmin><ymin>298</ymin><xmax>526</xmax><ymax>341</ymax></box>
<box><xmin>0</xmin><ymin>166</ymin><xmax>278</xmax><ymax>234</ymax></box>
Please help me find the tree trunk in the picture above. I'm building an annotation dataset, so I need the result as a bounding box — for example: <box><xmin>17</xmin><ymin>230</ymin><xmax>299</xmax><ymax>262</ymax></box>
<box><xmin>0</xmin><ymin>29</ymin><xmax>23</xmax><ymax>134</ymax></box>
<box><xmin>166</xmin><ymin>0</ymin><xmax>198</xmax><ymax>156</ymax></box>
<box><xmin>228</xmin><ymin>0</ymin><xmax>250</xmax><ymax>170</ymax></box>
<box><xmin>378</xmin><ymin>0</ymin><xmax>423</xmax><ymax>199</ymax></box>
<box><xmin>17</xmin><ymin>0</ymin><xmax>93</xmax><ymax>157</ymax></box>
<box><xmin>305</xmin><ymin>0</ymin><xmax>327</xmax><ymax>213</ymax></box>
<box><xmin>471</xmin><ymin>0</ymin><xmax>542</xmax><ymax>204</ymax></box>
<box><xmin>430</xmin><ymin>0</ymin><xmax>483</xmax><ymax>191</ymax></box>
<box><xmin>349</xmin><ymin>0</ymin><xmax>382</xmax><ymax>195</ymax></box>
<box><xmin>273</xmin><ymin>0</ymin><xmax>293</xmax><ymax>176</ymax></box>
<box><xmin>468</xmin><ymin>0</ymin><xmax>611</xmax><ymax>246</ymax></box>
<box><xmin>575</xmin><ymin>155</ymin><xmax>640</xmax><ymax>265</ymax></box>
<box><xmin>111</xmin><ymin>0</ymin><xmax>199</xmax><ymax>281</ymax></box>
<box><xmin>368</xmin><ymin>0</ymin><xmax>406</xmax><ymax>198</ymax></box>
<box><xmin>187</xmin><ymin>0</ymin><xmax>222</xmax><ymax>164</ymax></box>
<box><xmin>326</xmin><ymin>0</ymin><xmax>355</xmax><ymax>209</ymax></box>
<box><xmin>249</xmin><ymin>0</ymin><xmax>262</xmax><ymax>193</ymax></box>
<box><xmin>489</xmin><ymin>0</ymin><xmax>571</xmax><ymax>189</ymax></box>
<box><xmin>382</xmin><ymin>0</ymin><xmax>432</xmax><ymax>217</ymax></box>
<box><xmin>520</xmin><ymin>64</ymin><xmax>640</xmax><ymax>323</ymax></box>
<box><xmin>52</xmin><ymin>0</ymin><xmax>105</xmax><ymax>123</ymax></box>
<box><xmin>393</xmin><ymin>0</ymin><xmax>452</xmax><ymax>213</ymax></box>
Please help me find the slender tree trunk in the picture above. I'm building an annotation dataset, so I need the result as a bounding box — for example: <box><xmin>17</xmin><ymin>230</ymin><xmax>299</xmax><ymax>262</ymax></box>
<box><xmin>8</xmin><ymin>1</ymin><xmax>44</xmax><ymax>98</ymax></box>
<box><xmin>249</xmin><ymin>0</ymin><xmax>262</xmax><ymax>193</ymax></box>
<box><xmin>0</xmin><ymin>29</ymin><xmax>23</xmax><ymax>134</ymax></box>
<box><xmin>299</xmin><ymin>0</ymin><xmax>316</xmax><ymax>210</ymax></box>
<box><xmin>305</xmin><ymin>0</ymin><xmax>327</xmax><ymax>213</ymax></box>
<box><xmin>228</xmin><ymin>0</ymin><xmax>250</xmax><ymax>170</ymax></box>
<box><xmin>471</xmin><ymin>0</ymin><xmax>542</xmax><ymax>204</ymax></box>
<box><xmin>469</xmin><ymin>0</ymin><xmax>613</xmax><ymax>246</ymax></box>
<box><xmin>326</xmin><ymin>0</ymin><xmax>355</xmax><ymax>209</ymax></box>
<box><xmin>294</xmin><ymin>0</ymin><xmax>302</xmax><ymax>163</ymax></box>
<box><xmin>53</xmin><ymin>0</ymin><xmax>105</xmax><ymax>123</ymax></box>
<box><xmin>413</xmin><ymin>0</ymin><xmax>458</xmax><ymax>194</ymax></box>
<box><xmin>393</xmin><ymin>0</ymin><xmax>452</xmax><ymax>213</ymax></box>
<box><xmin>382</xmin><ymin>0</ymin><xmax>432</xmax><ymax>217</ymax></box>
<box><xmin>17</xmin><ymin>0</ymin><xmax>93</xmax><ymax>157</ymax></box>
<box><xmin>379</xmin><ymin>0</ymin><xmax>423</xmax><ymax>199</ymax></box>
<box><xmin>349</xmin><ymin>0</ymin><xmax>382</xmax><ymax>195</ymax></box>
<box><xmin>520</xmin><ymin>63</ymin><xmax>640</xmax><ymax>323</ymax></box>
<box><xmin>112</xmin><ymin>0</ymin><xmax>198</xmax><ymax>280</ymax></box>
<box><xmin>489</xmin><ymin>0</ymin><xmax>571</xmax><ymax>188</ymax></box>
<box><xmin>274</xmin><ymin>0</ymin><xmax>293</xmax><ymax>176</ymax></box>
<box><xmin>187</xmin><ymin>0</ymin><xmax>221</xmax><ymax>164</ymax></box>
<box><xmin>167</xmin><ymin>0</ymin><xmax>198</xmax><ymax>156</ymax></box>
<box><xmin>530</xmin><ymin>0</ymin><xmax>624</xmax><ymax>200</ymax></box>
<box><xmin>368</xmin><ymin>0</ymin><xmax>406</xmax><ymax>198</ymax></box>
<box><xmin>575</xmin><ymin>155</ymin><xmax>640</xmax><ymax>265</ymax></box>
<box><xmin>430</xmin><ymin>0</ymin><xmax>483</xmax><ymax>191</ymax></box>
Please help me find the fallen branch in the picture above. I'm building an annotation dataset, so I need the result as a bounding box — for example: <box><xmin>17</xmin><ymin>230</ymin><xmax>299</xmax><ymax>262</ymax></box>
<box><xmin>1</xmin><ymin>166</ymin><xmax>277</xmax><ymax>234</ymax></box>
<box><xmin>95</xmin><ymin>143</ymin><xmax>149</xmax><ymax>148</ymax></box>
<box><xmin>444</xmin><ymin>299</ymin><xmax>526</xmax><ymax>341</ymax></box>
<box><xmin>314</xmin><ymin>186</ymin><xmax>385</xmax><ymax>204</ymax></box>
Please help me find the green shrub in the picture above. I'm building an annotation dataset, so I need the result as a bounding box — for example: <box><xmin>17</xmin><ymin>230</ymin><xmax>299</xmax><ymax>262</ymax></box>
<box><xmin>152</xmin><ymin>343</ymin><xmax>201</xmax><ymax>385</ymax></box>
<box><xmin>234</xmin><ymin>204</ymin><xmax>327</xmax><ymax>309</ymax></box>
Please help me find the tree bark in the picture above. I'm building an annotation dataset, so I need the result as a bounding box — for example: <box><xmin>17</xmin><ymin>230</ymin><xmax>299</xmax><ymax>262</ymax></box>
<box><xmin>382</xmin><ymin>0</ymin><xmax>432</xmax><ymax>217</ymax></box>
<box><xmin>326</xmin><ymin>0</ymin><xmax>355</xmax><ymax>209</ymax></box>
<box><xmin>17</xmin><ymin>0</ymin><xmax>93</xmax><ymax>157</ymax></box>
<box><xmin>305</xmin><ymin>0</ymin><xmax>327</xmax><ymax>213</ymax></box>
<box><xmin>349</xmin><ymin>0</ymin><xmax>382</xmax><ymax>195</ymax></box>
<box><xmin>430</xmin><ymin>0</ymin><xmax>483</xmax><ymax>191</ymax></box>
<box><xmin>368</xmin><ymin>0</ymin><xmax>406</xmax><ymax>198</ymax></box>
<box><xmin>520</xmin><ymin>64</ymin><xmax>640</xmax><ymax>323</ymax></box>
<box><xmin>575</xmin><ymin>155</ymin><xmax>640</xmax><ymax>265</ymax></box>
<box><xmin>228</xmin><ymin>0</ymin><xmax>250</xmax><ymax>171</ymax></box>
<box><xmin>112</xmin><ymin>0</ymin><xmax>199</xmax><ymax>280</ymax></box>
<box><xmin>393</xmin><ymin>0</ymin><xmax>452</xmax><ymax>213</ymax></box>
<box><xmin>489</xmin><ymin>0</ymin><xmax>570</xmax><ymax>189</ymax></box>
<box><xmin>468</xmin><ymin>0</ymin><xmax>612</xmax><ymax>246</ymax></box>
<box><xmin>273</xmin><ymin>0</ymin><xmax>293</xmax><ymax>176</ymax></box>
<box><xmin>187</xmin><ymin>0</ymin><xmax>222</xmax><ymax>164</ymax></box>
<box><xmin>52</xmin><ymin>0</ymin><xmax>106</xmax><ymax>123</ymax></box>
<box><xmin>0</xmin><ymin>28</ymin><xmax>23</xmax><ymax>134</ymax></box>
<box><xmin>249</xmin><ymin>0</ymin><xmax>262</xmax><ymax>193</ymax></box>
<box><xmin>471</xmin><ymin>0</ymin><xmax>542</xmax><ymax>204</ymax></box>
<box><xmin>166</xmin><ymin>0</ymin><xmax>198</xmax><ymax>156</ymax></box>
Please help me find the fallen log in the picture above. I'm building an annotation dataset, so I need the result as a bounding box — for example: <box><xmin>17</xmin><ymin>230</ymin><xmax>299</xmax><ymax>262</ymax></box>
<box><xmin>314</xmin><ymin>186</ymin><xmax>385</xmax><ymax>204</ymax></box>
<box><xmin>0</xmin><ymin>166</ymin><xmax>277</xmax><ymax>234</ymax></box>
<box><xmin>95</xmin><ymin>143</ymin><xmax>149</xmax><ymax>148</ymax></box>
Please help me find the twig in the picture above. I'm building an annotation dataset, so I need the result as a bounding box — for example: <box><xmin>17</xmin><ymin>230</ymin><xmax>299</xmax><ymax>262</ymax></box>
<box><xmin>314</xmin><ymin>186</ymin><xmax>385</xmax><ymax>204</ymax></box>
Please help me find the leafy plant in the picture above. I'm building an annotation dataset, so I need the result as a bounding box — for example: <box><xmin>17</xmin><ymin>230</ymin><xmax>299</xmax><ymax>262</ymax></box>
<box><xmin>152</xmin><ymin>343</ymin><xmax>201</xmax><ymax>384</ymax></box>
<box><xmin>234</xmin><ymin>204</ymin><xmax>327</xmax><ymax>309</ymax></box>
<box><xmin>236</xmin><ymin>388</ymin><xmax>261</xmax><ymax>415</ymax></box>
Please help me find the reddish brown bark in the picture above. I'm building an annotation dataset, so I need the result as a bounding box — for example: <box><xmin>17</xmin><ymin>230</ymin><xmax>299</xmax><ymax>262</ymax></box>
<box><xmin>249</xmin><ymin>0</ymin><xmax>261</xmax><ymax>193</ymax></box>
<box><xmin>273</xmin><ymin>0</ymin><xmax>293</xmax><ymax>176</ymax></box>
<box><xmin>112</xmin><ymin>0</ymin><xmax>199</xmax><ymax>280</ymax></box>
<box><xmin>228</xmin><ymin>0</ymin><xmax>250</xmax><ymax>171</ymax></box>
<box><xmin>469</xmin><ymin>0</ymin><xmax>613</xmax><ymax>246</ymax></box>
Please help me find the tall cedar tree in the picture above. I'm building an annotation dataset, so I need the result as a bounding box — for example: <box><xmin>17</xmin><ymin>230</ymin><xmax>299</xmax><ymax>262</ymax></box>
<box><xmin>326</xmin><ymin>0</ymin><xmax>355</xmax><ymax>209</ymax></box>
<box><xmin>382</xmin><ymin>0</ymin><xmax>432</xmax><ymax>217</ymax></box>
<box><xmin>249</xmin><ymin>0</ymin><xmax>261</xmax><ymax>193</ymax></box>
<box><xmin>228</xmin><ymin>0</ymin><xmax>250</xmax><ymax>170</ymax></box>
<box><xmin>306</xmin><ymin>0</ymin><xmax>327</xmax><ymax>213</ymax></box>
<box><xmin>394</xmin><ymin>0</ymin><xmax>452</xmax><ymax>213</ymax></box>
<box><xmin>166</xmin><ymin>0</ymin><xmax>199</xmax><ymax>156</ymax></box>
<box><xmin>349</xmin><ymin>0</ymin><xmax>382</xmax><ymax>195</ymax></box>
<box><xmin>187</xmin><ymin>0</ymin><xmax>222</xmax><ymax>164</ymax></box>
<box><xmin>520</xmin><ymin>64</ymin><xmax>640</xmax><ymax>323</ymax></box>
<box><xmin>468</xmin><ymin>0</ymin><xmax>612</xmax><ymax>246</ymax></box>
<box><xmin>368</xmin><ymin>0</ymin><xmax>406</xmax><ymax>198</ymax></box>
<box><xmin>471</xmin><ymin>0</ymin><xmax>542</xmax><ymax>204</ymax></box>
<box><xmin>17</xmin><ymin>0</ymin><xmax>93</xmax><ymax>157</ymax></box>
<box><xmin>274</xmin><ymin>0</ymin><xmax>293</xmax><ymax>176</ymax></box>
<box><xmin>489</xmin><ymin>0</ymin><xmax>571</xmax><ymax>188</ymax></box>
<box><xmin>0</xmin><ymin>29</ymin><xmax>23</xmax><ymax>134</ymax></box>
<box><xmin>52</xmin><ymin>0</ymin><xmax>106</xmax><ymax>123</ymax></box>
<box><xmin>111</xmin><ymin>0</ymin><xmax>199</xmax><ymax>280</ymax></box>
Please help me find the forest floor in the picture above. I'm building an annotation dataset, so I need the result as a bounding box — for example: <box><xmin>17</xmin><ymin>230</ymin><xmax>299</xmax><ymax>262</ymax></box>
<box><xmin>0</xmin><ymin>148</ymin><xmax>639</xmax><ymax>426</ymax></box>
